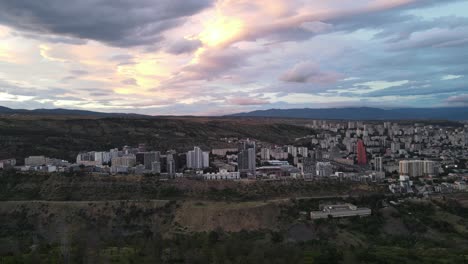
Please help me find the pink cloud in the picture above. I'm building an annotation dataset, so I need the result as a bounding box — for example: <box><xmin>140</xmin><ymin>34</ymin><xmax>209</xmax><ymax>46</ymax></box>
<box><xmin>446</xmin><ymin>94</ymin><xmax>468</xmax><ymax>105</ymax></box>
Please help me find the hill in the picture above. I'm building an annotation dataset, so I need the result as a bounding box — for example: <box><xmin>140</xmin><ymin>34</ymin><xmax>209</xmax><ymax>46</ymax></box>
<box><xmin>0</xmin><ymin>106</ymin><xmax>148</xmax><ymax>118</ymax></box>
<box><xmin>1</xmin><ymin>171</ymin><xmax>467</xmax><ymax>264</ymax></box>
<box><xmin>0</xmin><ymin>116</ymin><xmax>314</xmax><ymax>162</ymax></box>
<box><xmin>228</xmin><ymin>107</ymin><xmax>468</xmax><ymax>120</ymax></box>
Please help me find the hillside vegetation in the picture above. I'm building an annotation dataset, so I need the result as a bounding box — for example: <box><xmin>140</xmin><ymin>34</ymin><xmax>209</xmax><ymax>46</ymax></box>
<box><xmin>0</xmin><ymin>116</ymin><xmax>314</xmax><ymax>162</ymax></box>
<box><xmin>1</xmin><ymin>193</ymin><xmax>468</xmax><ymax>263</ymax></box>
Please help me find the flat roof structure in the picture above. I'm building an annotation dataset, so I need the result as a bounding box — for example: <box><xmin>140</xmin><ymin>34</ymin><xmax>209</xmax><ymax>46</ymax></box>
<box><xmin>310</xmin><ymin>203</ymin><xmax>371</xmax><ymax>219</ymax></box>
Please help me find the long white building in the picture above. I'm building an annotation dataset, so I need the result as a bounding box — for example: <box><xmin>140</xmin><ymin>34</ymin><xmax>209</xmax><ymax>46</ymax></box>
<box><xmin>399</xmin><ymin>160</ymin><xmax>438</xmax><ymax>177</ymax></box>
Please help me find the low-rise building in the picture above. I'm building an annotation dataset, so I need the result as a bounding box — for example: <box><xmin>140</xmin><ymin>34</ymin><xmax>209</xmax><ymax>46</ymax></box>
<box><xmin>310</xmin><ymin>204</ymin><xmax>371</xmax><ymax>219</ymax></box>
<box><xmin>0</xmin><ymin>159</ymin><xmax>16</xmax><ymax>169</ymax></box>
<box><xmin>203</xmin><ymin>169</ymin><xmax>240</xmax><ymax>180</ymax></box>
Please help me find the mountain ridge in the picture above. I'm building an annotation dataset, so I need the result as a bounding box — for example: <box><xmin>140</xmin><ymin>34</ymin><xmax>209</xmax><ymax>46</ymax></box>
<box><xmin>0</xmin><ymin>106</ymin><xmax>149</xmax><ymax>118</ymax></box>
<box><xmin>227</xmin><ymin>107</ymin><xmax>468</xmax><ymax>121</ymax></box>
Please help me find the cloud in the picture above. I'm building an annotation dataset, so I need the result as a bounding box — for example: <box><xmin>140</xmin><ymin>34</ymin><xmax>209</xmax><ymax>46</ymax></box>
<box><xmin>174</xmin><ymin>47</ymin><xmax>258</xmax><ymax>81</ymax></box>
<box><xmin>353</xmin><ymin>80</ymin><xmax>409</xmax><ymax>93</ymax></box>
<box><xmin>227</xmin><ymin>97</ymin><xmax>269</xmax><ymax>106</ymax></box>
<box><xmin>375</xmin><ymin>16</ymin><xmax>468</xmax><ymax>42</ymax></box>
<box><xmin>441</xmin><ymin>74</ymin><xmax>463</xmax><ymax>80</ymax></box>
<box><xmin>203</xmin><ymin>0</ymin><xmax>465</xmax><ymax>47</ymax></box>
<box><xmin>445</xmin><ymin>94</ymin><xmax>468</xmax><ymax>105</ymax></box>
<box><xmin>1</xmin><ymin>0</ymin><xmax>468</xmax><ymax>115</ymax></box>
<box><xmin>280</xmin><ymin>62</ymin><xmax>342</xmax><ymax>84</ymax></box>
<box><xmin>0</xmin><ymin>0</ymin><xmax>213</xmax><ymax>47</ymax></box>
<box><xmin>70</xmin><ymin>70</ymin><xmax>89</xmax><ymax>76</ymax></box>
<box><xmin>165</xmin><ymin>39</ymin><xmax>202</xmax><ymax>54</ymax></box>
<box><xmin>122</xmin><ymin>78</ymin><xmax>139</xmax><ymax>86</ymax></box>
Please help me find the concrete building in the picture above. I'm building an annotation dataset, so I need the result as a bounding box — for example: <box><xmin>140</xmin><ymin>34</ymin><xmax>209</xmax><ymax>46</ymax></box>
<box><xmin>111</xmin><ymin>155</ymin><xmax>136</xmax><ymax>168</ymax></box>
<box><xmin>357</xmin><ymin>139</ymin><xmax>367</xmax><ymax>166</ymax></box>
<box><xmin>203</xmin><ymin>169</ymin><xmax>240</xmax><ymax>180</ymax></box>
<box><xmin>316</xmin><ymin>162</ymin><xmax>333</xmax><ymax>177</ymax></box>
<box><xmin>399</xmin><ymin>175</ymin><xmax>413</xmax><ymax>192</ymax></box>
<box><xmin>144</xmin><ymin>151</ymin><xmax>160</xmax><ymax>170</ymax></box>
<box><xmin>166</xmin><ymin>154</ymin><xmax>176</xmax><ymax>176</ymax></box>
<box><xmin>271</xmin><ymin>148</ymin><xmax>288</xmax><ymax>160</ymax></box>
<box><xmin>302</xmin><ymin>157</ymin><xmax>316</xmax><ymax>176</ymax></box>
<box><xmin>238</xmin><ymin>148</ymin><xmax>256</xmax><ymax>177</ymax></box>
<box><xmin>298</xmin><ymin>147</ymin><xmax>309</xmax><ymax>157</ymax></box>
<box><xmin>310</xmin><ymin>204</ymin><xmax>371</xmax><ymax>219</ymax></box>
<box><xmin>94</xmin><ymin>151</ymin><xmax>111</xmax><ymax>164</ymax></box>
<box><xmin>0</xmin><ymin>159</ymin><xmax>16</xmax><ymax>169</ymax></box>
<box><xmin>287</xmin><ymin>145</ymin><xmax>298</xmax><ymax>157</ymax></box>
<box><xmin>25</xmin><ymin>156</ymin><xmax>47</xmax><ymax>166</ymax></box>
<box><xmin>186</xmin><ymin>147</ymin><xmax>209</xmax><ymax>169</ymax></box>
<box><xmin>374</xmin><ymin>156</ymin><xmax>383</xmax><ymax>172</ymax></box>
<box><xmin>151</xmin><ymin>161</ymin><xmax>161</xmax><ymax>173</ymax></box>
<box><xmin>399</xmin><ymin>160</ymin><xmax>438</xmax><ymax>177</ymax></box>
<box><xmin>110</xmin><ymin>166</ymin><xmax>129</xmax><ymax>174</ymax></box>
<box><xmin>212</xmin><ymin>148</ymin><xmax>238</xmax><ymax>156</ymax></box>
<box><xmin>260</xmin><ymin>148</ymin><xmax>271</xmax><ymax>160</ymax></box>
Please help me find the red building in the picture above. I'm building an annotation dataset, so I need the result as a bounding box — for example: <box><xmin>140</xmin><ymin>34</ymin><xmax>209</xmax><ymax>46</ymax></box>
<box><xmin>357</xmin><ymin>139</ymin><xmax>367</xmax><ymax>166</ymax></box>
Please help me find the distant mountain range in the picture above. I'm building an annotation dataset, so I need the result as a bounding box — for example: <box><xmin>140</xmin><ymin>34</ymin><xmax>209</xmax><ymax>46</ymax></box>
<box><xmin>228</xmin><ymin>107</ymin><xmax>468</xmax><ymax>121</ymax></box>
<box><xmin>0</xmin><ymin>106</ymin><xmax>148</xmax><ymax>118</ymax></box>
<box><xmin>2</xmin><ymin>106</ymin><xmax>468</xmax><ymax>120</ymax></box>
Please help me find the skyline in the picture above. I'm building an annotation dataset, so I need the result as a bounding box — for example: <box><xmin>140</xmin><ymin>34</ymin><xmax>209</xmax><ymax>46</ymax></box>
<box><xmin>0</xmin><ymin>0</ymin><xmax>467</xmax><ymax>115</ymax></box>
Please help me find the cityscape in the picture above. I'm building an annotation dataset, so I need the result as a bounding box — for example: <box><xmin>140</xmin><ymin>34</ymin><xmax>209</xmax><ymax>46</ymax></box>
<box><xmin>3</xmin><ymin>120</ymin><xmax>467</xmax><ymax>196</ymax></box>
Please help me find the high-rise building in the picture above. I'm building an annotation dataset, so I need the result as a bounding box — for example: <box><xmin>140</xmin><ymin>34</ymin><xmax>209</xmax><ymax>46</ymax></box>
<box><xmin>399</xmin><ymin>160</ymin><xmax>438</xmax><ymax>177</ymax></box>
<box><xmin>464</xmin><ymin>127</ymin><xmax>468</xmax><ymax>146</ymax></box>
<box><xmin>166</xmin><ymin>154</ymin><xmax>176</xmax><ymax>176</ymax></box>
<box><xmin>357</xmin><ymin>140</ymin><xmax>367</xmax><ymax>166</ymax></box>
<box><xmin>316</xmin><ymin>162</ymin><xmax>333</xmax><ymax>177</ymax></box>
<box><xmin>94</xmin><ymin>152</ymin><xmax>111</xmax><ymax>164</ymax></box>
<box><xmin>203</xmin><ymin>152</ymin><xmax>209</xmax><ymax>168</ymax></box>
<box><xmin>144</xmin><ymin>151</ymin><xmax>160</xmax><ymax>170</ymax></box>
<box><xmin>260</xmin><ymin>148</ymin><xmax>271</xmax><ymax>160</ymax></box>
<box><xmin>111</xmin><ymin>155</ymin><xmax>136</xmax><ymax>168</ymax></box>
<box><xmin>238</xmin><ymin>140</ymin><xmax>256</xmax><ymax>177</ymax></box>
<box><xmin>186</xmin><ymin>147</ymin><xmax>209</xmax><ymax>169</ymax></box>
<box><xmin>287</xmin><ymin>145</ymin><xmax>298</xmax><ymax>157</ymax></box>
<box><xmin>302</xmin><ymin>157</ymin><xmax>316</xmax><ymax>176</ymax></box>
<box><xmin>298</xmin><ymin>147</ymin><xmax>309</xmax><ymax>157</ymax></box>
<box><xmin>374</xmin><ymin>156</ymin><xmax>383</xmax><ymax>172</ymax></box>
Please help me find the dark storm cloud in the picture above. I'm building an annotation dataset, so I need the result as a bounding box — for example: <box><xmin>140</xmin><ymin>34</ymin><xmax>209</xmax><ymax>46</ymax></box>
<box><xmin>10</xmin><ymin>31</ymin><xmax>87</xmax><ymax>45</ymax></box>
<box><xmin>0</xmin><ymin>0</ymin><xmax>213</xmax><ymax>47</ymax></box>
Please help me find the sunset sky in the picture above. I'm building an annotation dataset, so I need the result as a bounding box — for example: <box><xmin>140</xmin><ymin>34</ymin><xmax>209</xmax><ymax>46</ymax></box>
<box><xmin>0</xmin><ymin>0</ymin><xmax>467</xmax><ymax>115</ymax></box>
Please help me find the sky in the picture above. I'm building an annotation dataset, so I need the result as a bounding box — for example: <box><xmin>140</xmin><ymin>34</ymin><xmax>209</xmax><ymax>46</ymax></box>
<box><xmin>0</xmin><ymin>0</ymin><xmax>467</xmax><ymax>115</ymax></box>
